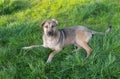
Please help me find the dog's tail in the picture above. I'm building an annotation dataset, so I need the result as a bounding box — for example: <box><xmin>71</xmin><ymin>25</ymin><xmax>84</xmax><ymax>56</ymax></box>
<box><xmin>22</xmin><ymin>45</ymin><xmax>40</xmax><ymax>50</ymax></box>
<box><xmin>92</xmin><ymin>25</ymin><xmax>112</xmax><ymax>35</ymax></box>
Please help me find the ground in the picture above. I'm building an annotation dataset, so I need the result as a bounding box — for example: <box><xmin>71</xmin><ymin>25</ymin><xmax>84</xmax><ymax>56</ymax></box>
<box><xmin>0</xmin><ymin>0</ymin><xmax>120</xmax><ymax>79</ymax></box>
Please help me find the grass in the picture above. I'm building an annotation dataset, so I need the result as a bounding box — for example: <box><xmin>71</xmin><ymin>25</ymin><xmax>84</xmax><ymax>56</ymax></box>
<box><xmin>0</xmin><ymin>0</ymin><xmax>120</xmax><ymax>79</ymax></box>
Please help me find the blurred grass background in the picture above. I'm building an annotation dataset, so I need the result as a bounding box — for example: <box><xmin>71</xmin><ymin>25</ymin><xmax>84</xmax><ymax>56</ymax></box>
<box><xmin>0</xmin><ymin>0</ymin><xmax>120</xmax><ymax>79</ymax></box>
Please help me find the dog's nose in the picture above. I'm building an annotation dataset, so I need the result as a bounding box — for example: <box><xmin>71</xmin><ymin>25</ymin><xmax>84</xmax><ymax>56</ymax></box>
<box><xmin>48</xmin><ymin>31</ymin><xmax>52</xmax><ymax>34</ymax></box>
<box><xmin>47</xmin><ymin>31</ymin><xmax>53</xmax><ymax>36</ymax></box>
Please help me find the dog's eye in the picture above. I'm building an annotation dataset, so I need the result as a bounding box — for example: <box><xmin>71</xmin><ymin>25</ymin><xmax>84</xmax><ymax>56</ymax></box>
<box><xmin>51</xmin><ymin>25</ymin><xmax>54</xmax><ymax>28</ymax></box>
<box><xmin>45</xmin><ymin>26</ymin><xmax>48</xmax><ymax>28</ymax></box>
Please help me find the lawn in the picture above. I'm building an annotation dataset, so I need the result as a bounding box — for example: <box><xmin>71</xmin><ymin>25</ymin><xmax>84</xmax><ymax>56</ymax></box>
<box><xmin>0</xmin><ymin>0</ymin><xmax>120</xmax><ymax>79</ymax></box>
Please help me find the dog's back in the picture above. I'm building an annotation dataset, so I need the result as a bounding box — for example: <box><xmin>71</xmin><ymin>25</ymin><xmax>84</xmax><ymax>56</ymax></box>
<box><xmin>58</xmin><ymin>26</ymin><xmax>93</xmax><ymax>47</ymax></box>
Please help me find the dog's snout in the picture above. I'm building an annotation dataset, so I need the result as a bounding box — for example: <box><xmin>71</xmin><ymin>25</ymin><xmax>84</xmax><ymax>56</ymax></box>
<box><xmin>47</xmin><ymin>31</ymin><xmax>53</xmax><ymax>36</ymax></box>
<box><xmin>48</xmin><ymin>31</ymin><xmax>52</xmax><ymax>34</ymax></box>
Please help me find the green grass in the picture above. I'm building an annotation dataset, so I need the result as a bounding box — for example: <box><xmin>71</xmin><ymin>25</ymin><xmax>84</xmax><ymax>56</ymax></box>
<box><xmin>0</xmin><ymin>0</ymin><xmax>120</xmax><ymax>79</ymax></box>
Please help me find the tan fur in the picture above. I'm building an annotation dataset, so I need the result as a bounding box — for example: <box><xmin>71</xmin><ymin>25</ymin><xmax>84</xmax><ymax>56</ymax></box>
<box><xmin>22</xmin><ymin>19</ymin><xmax>111</xmax><ymax>63</ymax></box>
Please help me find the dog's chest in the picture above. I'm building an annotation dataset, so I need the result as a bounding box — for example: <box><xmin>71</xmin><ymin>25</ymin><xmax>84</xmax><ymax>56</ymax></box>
<box><xmin>43</xmin><ymin>36</ymin><xmax>59</xmax><ymax>49</ymax></box>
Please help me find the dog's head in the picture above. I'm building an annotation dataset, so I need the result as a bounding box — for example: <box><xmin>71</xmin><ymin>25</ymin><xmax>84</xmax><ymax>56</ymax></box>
<box><xmin>40</xmin><ymin>19</ymin><xmax>58</xmax><ymax>36</ymax></box>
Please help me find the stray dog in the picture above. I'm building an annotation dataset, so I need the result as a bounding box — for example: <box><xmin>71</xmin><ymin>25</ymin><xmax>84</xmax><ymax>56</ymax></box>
<box><xmin>23</xmin><ymin>19</ymin><xmax>112</xmax><ymax>63</ymax></box>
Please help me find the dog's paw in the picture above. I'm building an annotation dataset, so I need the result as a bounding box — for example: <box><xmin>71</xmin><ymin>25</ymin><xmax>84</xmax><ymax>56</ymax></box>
<box><xmin>22</xmin><ymin>46</ymin><xmax>32</xmax><ymax>50</ymax></box>
<box><xmin>46</xmin><ymin>59</ymin><xmax>52</xmax><ymax>63</ymax></box>
<box><xmin>41</xmin><ymin>44</ymin><xmax>47</xmax><ymax>48</ymax></box>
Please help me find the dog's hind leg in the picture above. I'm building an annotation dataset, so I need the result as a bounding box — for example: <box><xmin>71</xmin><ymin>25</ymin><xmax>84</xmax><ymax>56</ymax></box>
<box><xmin>76</xmin><ymin>31</ymin><xmax>92</xmax><ymax>57</ymax></box>
<box><xmin>79</xmin><ymin>41</ymin><xmax>92</xmax><ymax>58</ymax></box>
<box><xmin>71</xmin><ymin>44</ymin><xmax>82</xmax><ymax>53</ymax></box>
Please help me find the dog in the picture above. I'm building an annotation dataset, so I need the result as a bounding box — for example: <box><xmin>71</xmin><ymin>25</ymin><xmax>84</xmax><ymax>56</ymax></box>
<box><xmin>23</xmin><ymin>19</ymin><xmax>112</xmax><ymax>63</ymax></box>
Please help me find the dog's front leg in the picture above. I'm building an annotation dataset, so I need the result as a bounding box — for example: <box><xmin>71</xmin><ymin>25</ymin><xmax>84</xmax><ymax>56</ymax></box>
<box><xmin>41</xmin><ymin>44</ymin><xmax>47</xmax><ymax>48</ymax></box>
<box><xmin>46</xmin><ymin>49</ymin><xmax>61</xmax><ymax>63</ymax></box>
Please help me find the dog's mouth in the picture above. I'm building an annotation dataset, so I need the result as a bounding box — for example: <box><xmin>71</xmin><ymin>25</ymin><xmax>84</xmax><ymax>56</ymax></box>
<box><xmin>47</xmin><ymin>31</ymin><xmax>54</xmax><ymax>36</ymax></box>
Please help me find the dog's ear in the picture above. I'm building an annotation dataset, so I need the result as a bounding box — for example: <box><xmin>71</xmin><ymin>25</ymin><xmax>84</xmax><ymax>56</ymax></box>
<box><xmin>41</xmin><ymin>21</ymin><xmax>46</xmax><ymax>27</ymax></box>
<box><xmin>52</xmin><ymin>19</ymin><xmax>58</xmax><ymax>25</ymax></box>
